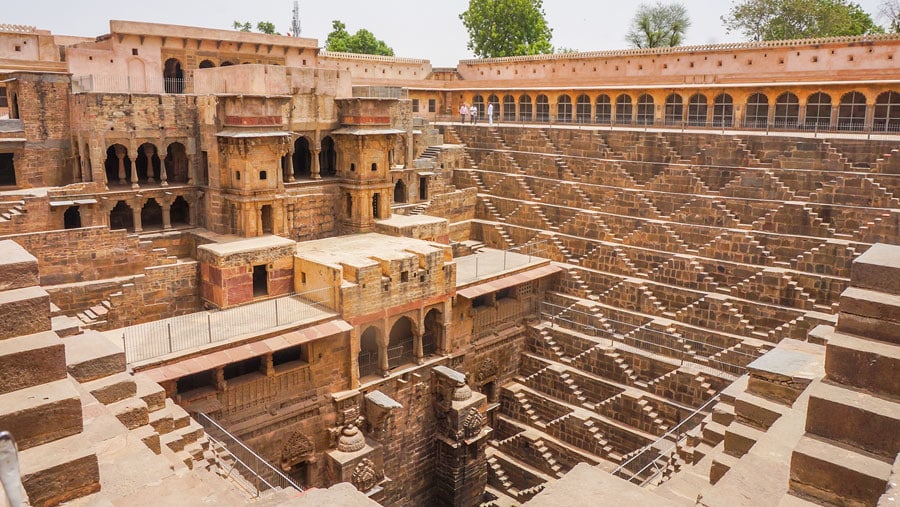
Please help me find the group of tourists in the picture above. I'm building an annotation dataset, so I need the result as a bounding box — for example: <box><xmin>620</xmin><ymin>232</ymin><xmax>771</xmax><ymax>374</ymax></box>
<box><xmin>459</xmin><ymin>102</ymin><xmax>495</xmax><ymax>126</ymax></box>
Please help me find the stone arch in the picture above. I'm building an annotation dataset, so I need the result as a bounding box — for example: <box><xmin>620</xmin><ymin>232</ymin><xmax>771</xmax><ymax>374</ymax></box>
<box><xmin>358</xmin><ymin>326</ymin><xmax>381</xmax><ymax>378</ymax></box>
<box><xmin>557</xmin><ymin>94</ymin><xmax>572</xmax><ymax>123</ymax></box>
<box><xmin>615</xmin><ymin>94</ymin><xmax>633</xmax><ymax>124</ymax></box>
<box><xmin>744</xmin><ymin>93</ymin><xmax>769</xmax><ymax>128</ymax></box>
<box><xmin>135</xmin><ymin>142</ymin><xmax>161</xmax><ymax>182</ymax></box>
<box><xmin>220</xmin><ymin>60</ymin><xmax>236</xmax><ymax>67</ymax></box>
<box><xmin>163</xmin><ymin>58</ymin><xmax>184</xmax><ymax>94</ymax></box>
<box><xmin>595</xmin><ymin>94</ymin><xmax>612</xmax><ymax>124</ymax></box>
<box><xmin>319</xmin><ymin>136</ymin><xmax>336</xmax><ymax>177</ymax></box>
<box><xmin>393</xmin><ymin>179</ymin><xmax>407</xmax><ymax>203</ymax></box>
<box><xmin>837</xmin><ymin>91</ymin><xmax>867</xmax><ymax>131</ymax></box>
<box><xmin>774</xmin><ymin>92</ymin><xmax>800</xmax><ymax>128</ymax></box>
<box><xmin>874</xmin><ymin>91</ymin><xmax>900</xmax><ymax>132</ymax></box>
<box><xmin>487</xmin><ymin>94</ymin><xmax>500</xmax><ymax>121</ymax></box>
<box><xmin>713</xmin><ymin>93</ymin><xmax>734</xmax><ymax>127</ymax></box>
<box><xmin>636</xmin><ymin>94</ymin><xmax>654</xmax><ymax>125</ymax></box>
<box><xmin>127</xmin><ymin>58</ymin><xmax>146</xmax><ymax>92</ymax></box>
<box><xmin>687</xmin><ymin>93</ymin><xmax>708</xmax><ymax>126</ymax></box>
<box><xmin>198</xmin><ymin>59</ymin><xmax>216</xmax><ymax>69</ymax></box>
<box><xmin>165</xmin><ymin>142</ymin><xmax>189</xmax><ymax>184</ymax></box>
<box><xmin>280</xmin><ymin>431</ymin><xmax>314</xmax><ymax>470</ymax></box>
<box><xmin>535</xmin><ymin>94</ymin><xmax>550</xmax><ymax>122</ymax></box>
<box><xmin>472</xmin><ymin>95</ymin><xmax>485</xmax><ymax>120</ymax></box>
<box><xmin>805</xmin><ymin>92</ymin><xmax>832</xmax><ymax>129</ymax></box>
<box><xmin>105</xmin><ymin>144</ymin><xmax>132</xmax><ymax>186</ymax></box>
<box><xmin>387</xmin><ymin>316</ymin><xmax>415</xmax><ymax>369</ymax></box>
<box><xmin>109</xmin><ymin>201</ymin><xmax>133</xmax><ymax>231</ymax></box>
<box><xmin>64</xmin><ymin>206</ymin><xmax>82</xmax><ymax>229</ymax></box>
<box><xmin>665</xmin><ymin>93</ymin><xmax>684</xmax><ymax>125</ymax></box>
<box><xmin>502</xmin><ymin>94</ymin><xmax>516</xmax><ymax>121</ymax></box>
<box><xmin>518</xmin><ymin>94</ymin><xmax>532</xmax><ymax>122</ymax></box>
<box><xmin>141</xmin><ymin>198</ymin><xmax>163</xmax><ymax>230</ymax></box>
<box><xmin>575</xmin><ymin>94</ymin><xmax>591</xmax><ymax>123</ymax></box>
<box><xmin>423</xmin><ymin>308</ymin><xmax>443</xmax><ymax>357</ymax></box>
<box><xmin>171</xmin><ymin>195</ymin><xmax>190</xmax><ymax>226</ymax></box>
<box><xmin>292</xmin><ymin>137</ymin><xmax>312</xmax><ymax>179</ymax></box>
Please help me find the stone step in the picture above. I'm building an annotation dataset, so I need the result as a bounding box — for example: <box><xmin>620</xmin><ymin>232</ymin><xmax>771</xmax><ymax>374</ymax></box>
<box><xmin>108</xmin><ymin>397</ymin><xmax>149</xmax><ymax>430</ymax></box>
<box><xmin>149</xmin><ymin>407</ymin><xmax>175</xmax><ymax>435</ymax></box>
<box><xmin>702</xmin><ymin>421</ymin><xmax>727</xmax><ymax>446</ymax></box>
<box><xmin>710</xmin><ymin>452</ymin><xmax>738</xmax><ymax>485</ymax></box>
<box><xmin>734</xmin><ymin>391</ymin><xmax>786</xmax><ymax>430</ymax></box>
<box><xmin>0</xmin><ymin>378</ymin><xmax>83</xmax><ymax>451</ymax></box>
<box><xmin>813</xmin><ymin>325</ymin><xmax>899</xmax><ymax>398</ymax></box>
<box><xmin>134</xmin><ymin>375</ymin><xmax>167</xmax><ymax>412</ymax></box>
<box><xmin>167</xmin><ymin>399</ymin><xmax>191</xmax><ymax>429</ymax></box>
<box><xmin>0</xmin><ymin>285</ymin><xmax>51</xmax><ymax>340</ymax></box>
<box><xmin>0</xmin><ymin>240</ymin><xmax>39</xmax><ymax>291</ymax></box>
<box><xmin>0</xmin><ymin>330</ymin><xmax>65</xmax><ymax>395</ymax></box>
<box><xmin>19</xmin><ymin>432</ymin><xmax>100</xmax><ymax>507</ymax></box>
<box><xmin>847</xmin><ymin>243</ymin><xmax>900</xmax><ymax>295</ymax></box>
<box><xmin>805</xmin><ymin>381</ymin><xmax>900</xmax><ymax>461</ymax></box>
<box><xmin>835</xmin><ymin>286</ymin><xmax>900</xmax><ymax>345</ymax></box>
<box><xmin>724</xmin><ymin>421</ymin><xmax>765</xmax><ymax>458</ymax></box>
<box><xmin>711</xmin><ymin>404</ymin><xmax>735</xmax><ymax>426</ymax></box>
<box><xmin>65</xmin><ymin>331</ymin><xmax>126</xmax><ymax>382</ymax></box>
<box><xmin>131</xmin><ymin>424</ymin><xmax>161</xmax><ymax>455</ymax></box>
<box><xmin>177</xmin><ymin>421</ymin><xmax>204</xmax><ymax>445</ymax></box>
<box><xmin>161</xmin><ymin>431</ymin><xmax>186</xmax><ymax>453</ymax></box>
<box><xmin>83</xmin><ymin>372</ymin><xmax>137</xmax><ymax>405</ymax></box>
<box><xmin>50</xmin><ymin>315</ymin><xmax>82</xmax><ymax>337</ymax></box>
<box><xmin>789</xmin><ymin>435</ymin><xmax>893</xmax><ymax>507</ymax></box>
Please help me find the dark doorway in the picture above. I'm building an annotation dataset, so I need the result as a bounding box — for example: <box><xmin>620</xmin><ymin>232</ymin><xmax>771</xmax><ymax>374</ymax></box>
<box><xmin>261</xmin><ymin>205</ymin><xmax>274</xmax><ymax>234</ymax></box>
<box><xmin>394</xmin><ymin>180</ymin><xmax>407</xmax><ymax>203</ymax></box>
<box><xmin>388</xmin><ymin>317</ymin><xmax>415</xmax><ymax>369</ymax></box>
<box><xmin>166</xmin><ymin>143</ymin><xmax>189</xmax><ymax>183</ymax></box>
<box><xmin>419</xmin><ymin>177</ymin><xmax>428</xmax><ymax>200</ymax></box>
<box><xmin>163</xmin><ymin>58</ymin><xmax>184</xmax><ymax>93</ymax></box>
<box><xmin>0</xmin><ymin>153</ymin><xmax>15</xmax><ymax>186</ymax></box>
<box><xmin>293</xmin><ymin>137</ymin><xmax>311</xmax><ymax>179</ymax></box>
<box><xmin>136</xmin><ymin>143</ymin><xmax>160</xmax><ymax>182</ymax></box>
<box><xmin>64</xmin><ymin>206</ymin><xmax>82</xmax><ymax>229</ymax></box>
<box><xmin>109</xmin><ymin>201</ymin><xmax>133</xmax><ymax>231</ymax></box>
<box><xmin>252</xmin><ymin>265</ymin><xmax>268</xmax><ymax>297</ymax></box>
<box><xmin>141</xmin><ymin>198</ymin><xmax>163</xmax><ymax>229</ymax></box>
<box><xmin>105</xmin><ymin>145</ymin><xmax>131</xmax><ymax>185</ymax></box>
<box><xmin>171</xmin><ymin>196</ymin><xmax>190</xmax><ymax>226</ymax></box>
<box><xmin>319</xmin><ymin>136</ymin><xmax>336</xmax><ymax>177</ymax></box>
<box><xmin>481</xmin><ymin>381</ymin><xmax>497</xmax><ymax>403</ymax></box>
<box><xmin>289</xmin><ymin>461</ymin><xmax>310</xmax><ymax>489</ymax></box>
<box><xmin>358</xmin><ymin>326</ymin><xmax>380</xmax><ymax>378</ymax></box>
<box><xmin>423</xmin><ymin>309</ymin><xmax>442</xmax><ymax>356</ymax></box>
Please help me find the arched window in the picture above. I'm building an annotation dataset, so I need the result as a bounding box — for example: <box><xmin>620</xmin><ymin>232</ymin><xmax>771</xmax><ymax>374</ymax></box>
<box><xmin>804</xmin><ymin>92</ymin><xmax>832</xmax><ymax>129</ymax></box>
<box><xmin>487</xmin><ymin>94</ymin><xmax>500</xmax><ymax>121</ymax></box>
<box><xmin>744</xmin><ymin>93</ymin><xmax>769</xmax><ymax>128</ymax></box>
<box><xmin>518</xmin><ymin>95</ymin><xmax>532</xmax><ymax>122</ymax></box>
<box><xmin>557</xmin><ymin>94</ymin><xmax>572</xmax><ymax>123</ymax></box>
<box><xmin>874</xmin><ymin>91</ymin><xmax>900</xmax><ymax>132</ymax></box>
<box><xmin>615</xmin><ymin>94</ymin><xmax>633</xmax><ymax>124</ymax></box>
<box><xmin>503</xmin><ymin>95</ymin><xmax>516</xmax><ymax>121</ymax></box>
<box><xmin>636</xmin><ymin>94</ymin><xmax>654</xmax><ymax>125</ymax></box>
<box><xmin>665</xmin><ymin>93</ymin><xmax>683</xmax><ymax>125</ymax></box>
<box><xmin>687</xmin><ymin>94</ymin><xmax>708</xmax><ymax>126</ymax></box>
<box><xmin>64</xmin><ymin>206</ymin><xmax>81</xmax><ymax>229</ymax></box>
<box><xmin>319</xmin><ymin>136</ymin><xmax>336</xmax><ymax>177</ymax></box>
<box><xmin>575</xmin><ymin>94</ymin><xmax>591</xmax><ymax>123</ymax></box>
<box><xmin>472</xmin><ymin>95</ymin><xmax>485</xmax><ymax>120</ymax></box>
<box><xmin>838</xmin><ymin>91</ymin><xmax>867</xmax><ymax>131</ymax></box>
<box><xmin>388</xmin><ymin>317</ymin><xmax>415</xmax><ymax>369</ymax></box>
<box><xmin>171</xmin><ymin>196</ymin><xmax>190</xmax><ymax>226</ymax></box>
<box><xmin>109</xmin><ymin>201</ymin><xmax>133</xmax><ymax>231</ymax></box>
<box><xmin>423</xmin><ymin>308</ymin><xmax>442</xmax><ymax>356</ymax></box>
<box><xmin>163</xmin><ymin>58</ymin><xmax>184</xmax><ymax>94</ymax></box>
<box><xmin>536</xmin><ymin>95</ymin><xmax>550</xmax><ymax>122</ymax></box>
<box><xmin>595</xmin><ymin>94</ymin><xmax>612</xmax><ymax>124</ymax></box>
<box><xmin>198</xmin><ymin>60</ymin><xmax>215</xmax><ymax>69</ymax></box>
<box><xmin>358</xmin><ymin>326</ymin><xmax>380</xmax><ymax>378</ymax></box>
<box><xmin>293</xmin><ymin>137</ymin><xmax>312</xmax><ymax>179</ymax></box>
<box><xmin>165</xmin><ymin>142</ymin><xmax>189</xmax><ymax>183</ymax></box>
<box><xmin>141</xmin><ymin>198</ymin><xmax>163</xmax><ymax>230</ymax></box>
<box><xmin>774</xmin><ymin>92</ymin><xmax>800</xmax><ymax>129</ymax></box>
<box><xmin>105</xmin><ymin>144</ymin><xmax>132</xmax><ymax>186</ymax></box>
<box><xmin>713</xmin><ymin>94</ymin><xmax>734</xmax><ymax>127</ymax></box>
<box><xmin>394</xmin><ymin>179</ymin><xmax>407</xmax><ymax>203</ymax></box>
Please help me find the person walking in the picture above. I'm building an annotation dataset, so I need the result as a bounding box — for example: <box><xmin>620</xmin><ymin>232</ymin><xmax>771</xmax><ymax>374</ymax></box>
<box><xmin>487</xmin><ymin>102</ymin><xmax>494</xmax><ymax>126</ymax></box>
<box><xmin>470</xmin><ymin>104</ymin><xmax>478</xmax><ymax>124</ymax></box>
<box><xmin>459</xmin><ymin>103</ymin><xmax>468</xmax><ymax>124</ymax></box>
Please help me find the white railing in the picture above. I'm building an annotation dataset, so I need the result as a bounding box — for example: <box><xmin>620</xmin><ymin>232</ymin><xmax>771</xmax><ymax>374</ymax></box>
<box><xmin>72</xmin><ymin>74</ymin><xmax>193</xmax><ymax>94</ymax></box>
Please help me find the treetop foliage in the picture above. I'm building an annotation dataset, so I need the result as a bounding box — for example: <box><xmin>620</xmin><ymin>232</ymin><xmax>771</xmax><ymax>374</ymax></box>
<box><xmin>324</xmin><ymin>20</ymin><xmax>395</xmax><ymax>56</ymax></box>
<box><xmin>723</xmin><ymin>0</ymin><xmax>883</xmax><ymax>41</ymax></box>
<box><xmin>626</xmin><ymin>2</ymin><xmax>691</xmax><ymax>48</ymax></box>
<box><xmin>232</xmin><ymin>21</ymin><xmax>278</xmax><ymax>34</ymax></box>
<box><xmin>460</xmin><ymin>0</ymin><xmax>554</xmax><ymax>58</ymax></box>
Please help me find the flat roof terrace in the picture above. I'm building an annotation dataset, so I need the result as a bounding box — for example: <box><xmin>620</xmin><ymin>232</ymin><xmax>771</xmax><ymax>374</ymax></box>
<box><xmin>293</xmin><ymin>232</ymin><xmax>450</xmax><ymax>268</ymax></box>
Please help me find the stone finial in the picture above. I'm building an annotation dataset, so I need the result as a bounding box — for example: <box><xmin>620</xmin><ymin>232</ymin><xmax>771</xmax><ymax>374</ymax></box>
<box><xmin>336</xmin><ymin>424</ymin><xmax>366</xmax><ymax>453</ymax></box>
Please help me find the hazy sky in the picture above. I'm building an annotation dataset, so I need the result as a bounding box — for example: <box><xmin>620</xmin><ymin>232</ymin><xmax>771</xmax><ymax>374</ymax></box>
<box><xmin>5</xmin><ymin>0</ymin><xmax>892</xmax><ymax>66</ymax></box>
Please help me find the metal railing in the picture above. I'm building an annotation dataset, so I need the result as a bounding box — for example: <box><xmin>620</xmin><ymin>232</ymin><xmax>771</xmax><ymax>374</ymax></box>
<box><xmin>456</xmin><ymin>240</ymin><xmax>548</xmax><ymax>285</ymax></box>
<box><xmin>540</xmin><ymin>301</ymin><xmax>756</xmax><ymax>378</ymax></box>
<box><xmin>122</xmin><ymin>287</ymin><xmax>335</xmax><ymax>363</ymax></box>
<box><xmin>196</xmin><ymin>412</ymin><xmax>302</xmax><ymax>495</ymax></box>
<box><xmin>611</xmin><ymin>393</ymin><xmax>721</xmax><ymax>486</ymax></box>
<box><xmin>72</xmin><ymin>74</ymin><xmax>193</xmax><ymax>94</ymax></box>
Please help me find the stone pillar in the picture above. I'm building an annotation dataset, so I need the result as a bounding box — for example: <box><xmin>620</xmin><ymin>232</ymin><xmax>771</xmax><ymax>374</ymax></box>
<box><xmin>865</xmin><ymin>102</ymin><xmax>876</xmax><ymax>131</ymax></box>
<box><xmin>115</xmin><ymin>145</ymin><xmax>127</xmax><ymax>184</ymax></box>
<box><xmin>414</xmin><ymin>330</ymin><xmax>424</xmax><ymax>365</ymax></box>
<box><xmin>263</xmin><ymin>353</ymin><xmax>274</xmax><ymax>376</ymax></box>
<box><xmin>129</xmin><ymin>140</ymin><xmax>140</xmax><ymax>189</ymax></box>
<box><xmin>132</xmin><ymin>204</ymin><xmax>143</xmax><ymax>233</ymax></box>
<box><xmin>161</xmin><ymin>202</ymin><xmax>172</xmax><ymax>230</ymax></box>
<box><xmin>311</xmin><ymin>148</ymin><xmax>321</xmax><ymax>179</ymax></box>
<box><xmin>186</xmin><ymin>153</ymin><xmax>195</xmax><ymax>185</ymax></box>
<box><xmin>144</xmin><ymin>144</ymin><xmax>156</xmax><ymax>184</ymax></box>
<box><xmin>286</xmin><ymin>149</ymin><xmax>295</xmax><ymax>182</ymax></box>
<box><xmin>349</xmin><ymin>327</ymin><xmax>361</xmax><ymax>389</ymax></box>
<box><xmin>405</xmin><ymin>130</ymin><xmax>414</xmax><ymax>169</ymax></box>
<box><xmin>159</xmin><ymin>146</ymin><xmax>169</xmax><ymax>187</ymax></box>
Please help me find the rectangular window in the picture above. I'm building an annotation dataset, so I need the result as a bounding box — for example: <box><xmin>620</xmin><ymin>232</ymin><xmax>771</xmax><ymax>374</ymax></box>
<box><xmin>412</xmin><ymin>99</ymin><xmax>419</xmax><ymax>112</ymax></box>
<box><xmin>0</xmin><ymin>87</ymin><xmax>6</xmax><ymax>108</ymax></box>
<box><xmin>428</xmin><ymin>99</ymin><xmax>436</xmax><ymax>113</ymax></box>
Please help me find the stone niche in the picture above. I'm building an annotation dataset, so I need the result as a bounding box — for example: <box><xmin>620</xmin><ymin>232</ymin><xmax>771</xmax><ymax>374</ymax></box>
<box><xmin>197</xmin><ymin>235</ymin><xmax>296</xmax><ymax>308</ymax></box>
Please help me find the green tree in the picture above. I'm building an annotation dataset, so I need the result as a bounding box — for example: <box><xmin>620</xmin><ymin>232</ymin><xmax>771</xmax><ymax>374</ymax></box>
<box><xmin>626</xmin><ymin>2</ymin><xmax>691</xmax><ymax>48</ymax></box>
<box><xmin>233</xmin><ymin>21</ymin><xmax>252</xmax><ymax>32</ymax></box>
<box><xmin>723</xmin><ymin>0</ymin><xmax>882</xmax><ymax>41</ymax></box>
<box><xmin>459</xmin><ymin>0</ymin><xmax>554</xmax><ymax>58</ymax></box>
<box><xmin>232</xmin><ymin>21</ymin><xmax>278</xmax><ymax>34</ymax></box>
<box><xmin>879</xmin><ymin>0</ymin><xmax>900</xmax><ymax>32</ymax></box>
<box><xmin>324</xmin><ymin>20</ymin><xmax>394</xmax><ymax>56</ymax></box>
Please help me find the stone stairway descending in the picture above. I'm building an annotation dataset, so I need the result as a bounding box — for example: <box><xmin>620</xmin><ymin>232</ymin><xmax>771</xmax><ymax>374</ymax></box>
<box><xmin>0</xmin><ymin>199</ymin><xmax>26</xmax><ymax>223</ymax></box>
<box><xmin>787</xmin><ymin>243</ymin><xmax>900</xmax><ymax>506</ymax></box>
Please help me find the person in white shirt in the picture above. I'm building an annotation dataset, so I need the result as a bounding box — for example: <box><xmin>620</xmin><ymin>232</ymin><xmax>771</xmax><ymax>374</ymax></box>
<box><xmin>470</xmin><ymin>104</ymin><xmax>478</xmax><ymax>124</ymax></box>
<box><xmin>487</xmin><ymin>102</ymin><xmax>494</xmax><ymax>126</ymax></box>
<box><xmin>459</xmin><ymin>103</ymin><xmax>468</xmax><ymax>124</ymax></box>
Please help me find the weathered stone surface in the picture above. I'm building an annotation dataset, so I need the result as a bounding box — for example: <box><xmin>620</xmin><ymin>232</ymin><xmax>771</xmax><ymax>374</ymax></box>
<box><xmin>65</xmin><ymin>331</ymin><xmax>126</xmax><ymax>382</ymax></box>
<box><xmin>0</xmin><ymin>286</ymin><xmax>50</xmax><ymax>340</ymax></box>
<box><xmin>0</xmin><ymin>330</ymin><xmax>65</xmax><ymax>395</ymax></box>
<box><xmin>0</xmin><ymin>240</ymin><xmax>39</xmax><ymax>291</ymax></box>
<box><xmin>0</xmin><ymin>379</ymin><xmax>82</xmax><ymax>451</ymax></box>
<box><xmin>19</xmin><ymin>434</ymin><xmax>100</xmax><ymax>507</ymax></box>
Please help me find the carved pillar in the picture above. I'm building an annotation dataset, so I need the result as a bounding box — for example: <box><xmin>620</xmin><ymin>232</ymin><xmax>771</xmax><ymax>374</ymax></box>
<box><xmin>159</xmin><ymin>143</ymin><xmax>169</xmax><ymax>187</ymax></box>
<box><xmin>132</xmin><ymin>202</ymin><xmax>143</xmax><ymax>233</ymax></box>
<box><xmin>311</xmin><ymin>148</ymin><xmax>321</xmax><ymax>179</ymax></box>
<box><xmin>286</xmin><ymin>146</ymin><xmax>295</xmax><ymax>182</ymax></box>
<box><xmin>256</xmin><ymin>204</ymin><xmax>263</xmax><ymax>237</ymax></box>
<box><xmin>144</xmin><ymin>144</ymin><xmax>156</xmax><ymax>184</ymax></box>
<box><xmin>414</xmin><ymin>330</ymin><xmax>424</xmax><ymax>365</ymax></box>
<box><xmin>186</xmin><ymin>153</ymin><xmax>195</xmax><ymax>185</ymax></box>
<box><xmin>379</xmin><ymin>318</ymin><xmax>389</xmax><ymax>377</ymax></box>
<box><xmin>115</xmin><ymin>145</ymin><xmax>127</xmax><ymax>184</ymax></box>
<box><xmin>161</xmin><ymin>201</ymin><xmax>172</xmax><ymax>230</ymax></box>
<box><xmin>129</xmin><ymin>140</ymin><xmax>140</xmax><ymax>189</ymax></box>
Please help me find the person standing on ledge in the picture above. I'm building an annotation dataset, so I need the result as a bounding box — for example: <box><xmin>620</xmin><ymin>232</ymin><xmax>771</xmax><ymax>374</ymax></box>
<box><xmin>459</xmin><ymin>103</ymin><xmax>468</xmax><ymax>124</ymax></box>
<box><xmin>471</xmin><ymin>104</ymin><xmax>478</xmax><ymax>124</ymax></box>
<box><xmin>487</xmin><ymin>102</ymin><xmax>494</xmax><ymax>126</ymax></box>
